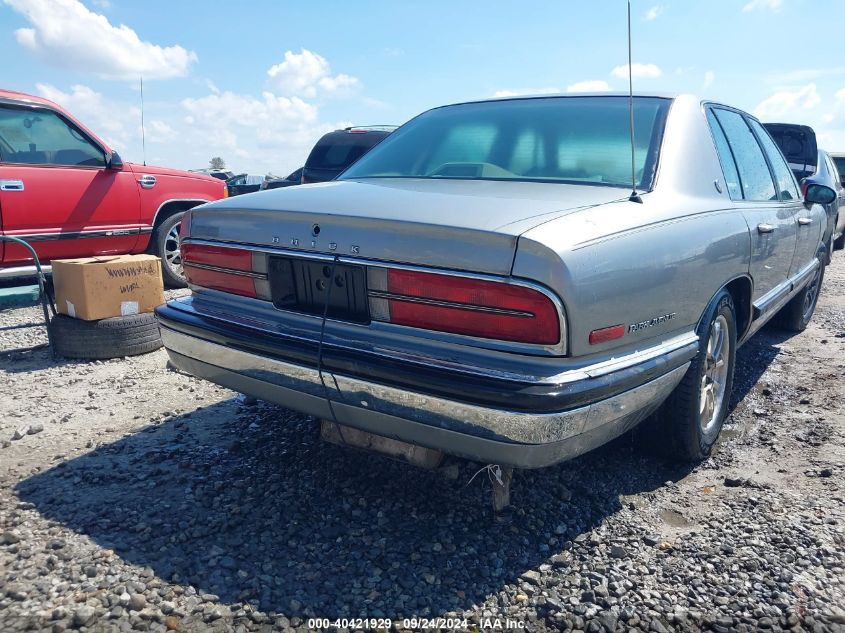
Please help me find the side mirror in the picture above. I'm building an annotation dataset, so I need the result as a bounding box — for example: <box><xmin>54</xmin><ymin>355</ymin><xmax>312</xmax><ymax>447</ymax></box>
<box><xmin>107</xmin><ymin>151</ymin><xmax>124</xmax><ymax>170</ymax></box>
<box><xmin>801</xmin><ymin>178</ymin><xmax>836</xmax><ymax>205</ymax></box>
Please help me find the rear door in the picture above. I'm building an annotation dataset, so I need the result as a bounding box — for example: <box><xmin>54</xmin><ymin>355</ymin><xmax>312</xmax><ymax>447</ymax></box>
<box><xmin>707</xmin><ymin>107</ymin><xmax>798</xmax><ymax>309</ymax></box>
<box><xmin>747</xmin><ymin>118</ymin><xmax>819</xmax><ymax>278</ymax></box>
<box><xmin>0</xmin><ymin>103</ymin><xmax>140</xmax><ymax>266</ymax></box>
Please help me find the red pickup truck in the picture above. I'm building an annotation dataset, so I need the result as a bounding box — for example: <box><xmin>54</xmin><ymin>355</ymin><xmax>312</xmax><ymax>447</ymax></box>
<box><xmin>0</xmin><ymin>89</ymin><xmax>225</xmax><ymax>286</ymax></box>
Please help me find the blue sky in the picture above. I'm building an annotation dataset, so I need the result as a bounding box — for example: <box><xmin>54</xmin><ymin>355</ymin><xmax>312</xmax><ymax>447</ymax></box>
<box><xmin>2</xmin><ymin>0</ymin><xmax>845</xmax><ymax>175</ymax></box>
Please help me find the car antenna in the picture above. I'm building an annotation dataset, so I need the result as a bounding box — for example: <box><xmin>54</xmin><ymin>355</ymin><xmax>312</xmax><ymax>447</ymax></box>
<box><xmin>627</xmin><ymin>0</ymin><xmax>642</xmax><ymax>203</ymax></box>
<box><xmin>140</xmin><ymin>75</ymin><xmax>147</xmax><ymax>166</ymax></box>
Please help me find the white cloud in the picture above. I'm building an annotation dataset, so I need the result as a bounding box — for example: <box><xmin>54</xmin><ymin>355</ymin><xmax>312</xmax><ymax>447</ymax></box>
<box><xmin>90</xmin><ymin>0</ymin><xmax>109</xmax><ymax>8</ymax></box>
<box><xmin>266</xmin><ymin>49</ymin><xmax>360</xmax><ymax>98</ymax></box>
<box><xmin>566</xmin><ymin>80</ymin><xmax>611</xmax><ymax>93</ymax></box>
<box><xmin>703</xmin><ymin>70</ymin><xmax>715</xmax><ymax>89</ymax></box>
<box><xmin>493</xmin><ymin>87</ymin><xmax>560</xmax><ymax>98</ymax></box>
<box><xmin>753</xmin><ymin>83</ymin><xmax>820</xmax><ymax>119</ymax></box>
<box><xmin>5</xmin><ymin>0</ymin><xmax>197</xmax><ymax>80</ymax></box>
<box><xmin>179</xmin><ymin>90</ymin><xmax>345</xmax><ymax>173</ymax></box>
<box><xmin>822</xmin><ymin>88</ymin><xmax>845</xmax><ymax>124</ymax></box>
<box><xmin>742</xmin><ymin>0</ymin><xmax>782</xmax><ymax>12</ymax></box>
<box><xmin>205</xmin><ymin>79</ymin><xmax>220</xmax><ymax>95</ymax></box>
<box><xmin>644</xmin><ymin>5</ymin><xmax>664</xmax><ymax>20</ymax></box>
<box><xmin>35</xmin><ymin>83</ymin><xmax>138</xmax><ymax>150</ymax></box>
<box><xmin>610</xmin><ymin>63</ymin><xmax>662</xmax><ymax>79</ymax></box>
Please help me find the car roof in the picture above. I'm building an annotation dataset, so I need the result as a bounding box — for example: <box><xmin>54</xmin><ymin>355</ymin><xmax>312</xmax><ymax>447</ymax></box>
<box><xmin>0</xmin><ymin>89</ymin><xmax>58</xmax><ymax>108</ymax></box>
<box><xmin>444</xmin><ymin>91</ymin><xmax>681</xmax><ymax>108</ymax></box>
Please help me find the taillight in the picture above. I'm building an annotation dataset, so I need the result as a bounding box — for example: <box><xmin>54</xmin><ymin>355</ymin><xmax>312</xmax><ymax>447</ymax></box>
<box><xmin>369</xmin><ymin>269</ymin><xmax>560</xmax><ymax>345</ymax></box>
<box><xmin>178</xmin><ymin>211</ymin><xmax>192</xmax><ymax>241</ymax></box>
<box><xmin>182</xmin><ymin>243</ymin><xmax>258</xmax><ymax>298</ymax></box>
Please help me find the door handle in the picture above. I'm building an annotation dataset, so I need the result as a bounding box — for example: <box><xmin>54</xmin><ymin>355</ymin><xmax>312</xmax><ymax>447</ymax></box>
<box><xmin>797</xmin><ymin>217</ymin><xmax>812</xmax><ymax>226</ymax></box>
<box><xmin>0</xmin><ymin>179</ymin><xmax>24</xmax><ymax>191</ymax></box>
<box><xmin>757</xmin><ymin>223</ymin><xmax>775</xmax><ymax>234</ymax></box>
<box><xmin>138</xmin><ymin>175</ymin><xmax>156</xmax><ymax>189</ymax></box>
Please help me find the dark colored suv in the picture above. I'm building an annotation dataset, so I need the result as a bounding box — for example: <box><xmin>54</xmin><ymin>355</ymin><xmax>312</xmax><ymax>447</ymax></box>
<box><xmin>302</xmin><ymin>126</ymin><xmax>396</xmax><ymax>184</ymax></box>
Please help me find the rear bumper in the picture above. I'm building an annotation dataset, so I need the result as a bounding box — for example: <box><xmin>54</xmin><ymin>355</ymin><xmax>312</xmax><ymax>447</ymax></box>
<box><xmin>157</xmin><ymin>304</ymin><xmax>695</xmax><ymax>468</ymax></box>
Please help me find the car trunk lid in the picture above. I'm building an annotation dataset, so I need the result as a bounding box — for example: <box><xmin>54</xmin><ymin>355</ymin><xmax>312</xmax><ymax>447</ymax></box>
<box><xmin>188</xmin><ymin>178</ymin><xmax>627</xmax><ymax>275</ymax></box>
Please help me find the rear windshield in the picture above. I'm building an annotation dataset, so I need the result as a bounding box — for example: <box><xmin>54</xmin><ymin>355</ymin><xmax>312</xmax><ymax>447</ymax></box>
<box><xmin>833</xmin><ymin>157</ymin><xmax>845</xmax><ymax>177</ymax></box>
<box><xmin>306</xmin><ymin>132</ymin><xmax>390</xmax><ymax>170</ymax></box>
<box><xmin>340</xmin><ymin>96</ymin><xmax>671</xmax><ymax>189</ymax></box>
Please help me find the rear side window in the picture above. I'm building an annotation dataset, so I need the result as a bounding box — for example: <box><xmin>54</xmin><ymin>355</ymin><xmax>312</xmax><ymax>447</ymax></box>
<box><xmin>707</xmin><ymin>110</ymin><xmax>742</xmax><ymax>199</ymax></box>
<box><xmin>747</xmin><ymin>118</ymin><xmax>800</xmax><ymax>201</ymax></box>
<box><xmin>0</xmin><ymin>105</ymin><xmax>105</xmax><ymax>167</ymax></box>
<box><xmin>306</xmin><ymin>132</ymin><xmax>387</xmax><ymax>170</ymax></box>
<box><xmin>712</xmin><ymin>108</ymin><xmax>777</xmax><ymax>202</ymax></box>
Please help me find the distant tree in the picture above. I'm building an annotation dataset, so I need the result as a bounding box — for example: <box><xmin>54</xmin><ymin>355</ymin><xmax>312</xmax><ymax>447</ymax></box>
<box><xmin>209</xmin><ymin>157</ymin><xmax>226</xmax><ymax>169</ymax></box>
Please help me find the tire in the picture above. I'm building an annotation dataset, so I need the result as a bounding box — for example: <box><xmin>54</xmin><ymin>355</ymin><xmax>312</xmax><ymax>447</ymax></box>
<box><xmin>776</xmin><ymin>258</ymin><xmax>825</xmax><ymax>332</ymax></box>
<box><xmin>644</xmin><ymin>290</ymin><xmax>737</xmax><ymax>462</ymax></box>
<box><xmin>50</xmin><ymin>313</ymin><xmax>162</xmax><ymax>360</ymax></box>
<box><xmin>149</xmin><ymin>212</ymin><xmax>187</xmax><ymax>288</ymax></box>
<box><xmin>834</xmin><ymin>230</ymin><xmax>845</xmax><ymax>251</ymax></box>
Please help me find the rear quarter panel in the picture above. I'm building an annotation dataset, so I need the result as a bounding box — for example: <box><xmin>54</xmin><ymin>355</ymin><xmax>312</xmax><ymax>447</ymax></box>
<box><xmin>514</xmin><ymin>201</ymin><xmax>751</xmax><ymax>358</ymax></box>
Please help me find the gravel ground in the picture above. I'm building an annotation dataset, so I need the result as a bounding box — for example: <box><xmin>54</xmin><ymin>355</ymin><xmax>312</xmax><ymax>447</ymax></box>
<box><xmin>0</xmin><ymin>264</ymin><xmax>844</xmax><ymax>633</ymax></box>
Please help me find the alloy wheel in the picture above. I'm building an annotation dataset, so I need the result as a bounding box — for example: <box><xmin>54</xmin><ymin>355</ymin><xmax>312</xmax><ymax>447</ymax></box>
<box><xmin>699</xmin><ymin>314</ymin><xmax>730</xmax><ymax>435</ymax></box>
<box><xmin>164</xmin><ymin>222</ymin><xmax>183</xmax><ymax>279</ymax></box>
<box><xmin>802</xmin><ymin>266</ymin><xmax>821</xmax><ymax>322</ymax></box>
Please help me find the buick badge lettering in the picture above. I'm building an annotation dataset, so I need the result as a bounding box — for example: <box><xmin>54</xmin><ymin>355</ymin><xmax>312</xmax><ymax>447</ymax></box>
<box><xmin>290</xmin><ymin>238</ymin><xmax>299</xmax><ymax>246</ymax></box>
<box><xmin>351</xmin><ymin>245</ymin><xmax>360</xmax><ymax>254</ymax></box>
<box><xmin>272</xmin><ymin>236</ymin><xmax>280</xmax><ymax>243</ymax></box>
<box><xmin>629</xmin><ymin>312</ymin><xmax>676</xmax><ymax>333</ymax></box>
<box><xmin>329</xmin><ymin>242</ymin><xmax>337</xmax><ymax>251</ymax></box>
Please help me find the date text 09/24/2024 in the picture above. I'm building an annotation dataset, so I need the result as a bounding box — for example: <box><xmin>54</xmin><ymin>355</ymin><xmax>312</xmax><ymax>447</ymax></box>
<box><xmin>307</xmin><ymin>617</ymin><xmax>526</xmax><ymax>629</ymax></box>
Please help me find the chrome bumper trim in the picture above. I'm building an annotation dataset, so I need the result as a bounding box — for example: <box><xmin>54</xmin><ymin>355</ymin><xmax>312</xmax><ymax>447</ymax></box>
<box><xmin>160</xmin><ymin>326</ymin><xmax>688</xmax><ymax>447</ymax></box>
<box><xmin>0</xmin><ymin>264</ymin><xmax>52</xmax><ymax>280</ymax></box>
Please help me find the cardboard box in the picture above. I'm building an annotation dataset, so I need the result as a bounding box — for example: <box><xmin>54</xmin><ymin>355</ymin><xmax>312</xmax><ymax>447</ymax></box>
<box><xmin>53</xmin><ymin>254</ymin><xmax>165</xmax><ymax>321</ymax></box>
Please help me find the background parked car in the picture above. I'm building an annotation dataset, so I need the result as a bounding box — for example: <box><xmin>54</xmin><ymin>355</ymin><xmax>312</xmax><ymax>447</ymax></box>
<box><xmin>829</xmin><ymin>153</ymin><xmax>845</xmax><ymax>250</ymax></box>
<box><xmin>261</xmin><ymin>167</ymin><xmax>303</xmax><ymax>191</ymax></box>
<box><xmin>226</xmin><ymin>173</ymin><xmax>266</xmax><ymax>197</ymax></box>
<box><xmin>301</xmin><ymin>126</ymin><xmax>396</xmax><ymax>184</ymax></box>
<box><xmin>763</xmin><ymin>123</ymin><xmax>817</xmax><ymax>180</ymax></box>
<box><xmin>765</xmin><ymin>123</ymin><xmax>843</xmax><ymax>256</ymax></box>
<box><xmin>189</xmin><ymin>168</ymin><xmax>234</xmax><ymax>181</ymax></box>
<box><xmin>0</xmin><ymin>89</ymin><xmax>225</xmax><ymax>286</ymax></box>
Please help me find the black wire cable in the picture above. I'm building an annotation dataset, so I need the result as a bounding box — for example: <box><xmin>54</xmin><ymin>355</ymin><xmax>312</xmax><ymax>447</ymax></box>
<box><xmin>315</xmin><ymin>257</ymin><xmax>344</xmax><ymax>432</ymax></box>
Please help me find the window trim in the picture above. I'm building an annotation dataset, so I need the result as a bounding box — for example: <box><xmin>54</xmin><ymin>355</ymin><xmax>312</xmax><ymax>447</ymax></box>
<box><xmin>743</xmin><ymin>115</ymin><xmax>801</xmax><ymax>203</ymax></box>
<box><xmin>705</xmin><ymin>106</ymin><xmax>745</xmax><ymax>200</ymax></box>
<box><xmin>0</xmin><ymin>100</ymin><xmax>108</xmax><ymax>169</ymax></box>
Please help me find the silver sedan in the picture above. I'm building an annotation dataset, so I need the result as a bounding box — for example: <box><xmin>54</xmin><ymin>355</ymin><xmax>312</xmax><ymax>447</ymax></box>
<box><xmin>157</xmin><ymin>93</ymin><xmax>834</xmax><ymax>470</ymax></box>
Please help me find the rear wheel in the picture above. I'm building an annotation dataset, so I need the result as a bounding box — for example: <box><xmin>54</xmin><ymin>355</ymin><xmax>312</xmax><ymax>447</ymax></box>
<box><xmin>644</xmin><ymin>290</ymin><xmax>737</xmax><ymax>461</ymax></box>
<box><xmin>150</xmin><ymin>212</ymin><xmax>186</xmax><ymax>288</ymax></box>
<box><xmin>834</xmin><ymin>229</ymin><xmax>844</xmax><ymax>251</ymax></box>
<box><xmin>777</xmin><ymin>258</ymin><xmax>824</xmax><ymax>332</ymax></box>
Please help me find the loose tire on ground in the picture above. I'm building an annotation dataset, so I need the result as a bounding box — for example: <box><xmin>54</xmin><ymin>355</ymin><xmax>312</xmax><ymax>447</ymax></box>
<box><xmin>776</xmin><ymin>258</ymin><xmax>825</xmax><ymax>332</ymax></box>
<box><xmin>640</xmin><ymin>290</ymin><xmax>737</xmax><ymax>462</ymax></box>
<box><xmin>150</xmin><ymin>212</ymin><xmax>187</xmax><ymax>288</ymax></box>
<box><xmin>50</xmin><ymin>313</ymin><xmax>162</xmax><ymax>360</ymax></box>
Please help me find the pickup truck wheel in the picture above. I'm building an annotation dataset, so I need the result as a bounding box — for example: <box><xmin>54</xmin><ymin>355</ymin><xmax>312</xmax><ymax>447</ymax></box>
<box><xmin>777</xmin><ymin>259</ymin><xmax>825</xmax><ymax>333</ymax></box>
<box><xmin>50</xmin><ymin>313</ymin><xmax>162</xmax><ymax>360</ymax></box>
<box><xmin>644</xmin><ymin>290</ymin><xmax>737</xmax><ymax>462</ymax></box>
<box><xmin>150</xmin><ymin>212</ymin><xmax>187</xmax><ymax>289</ymax></box>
